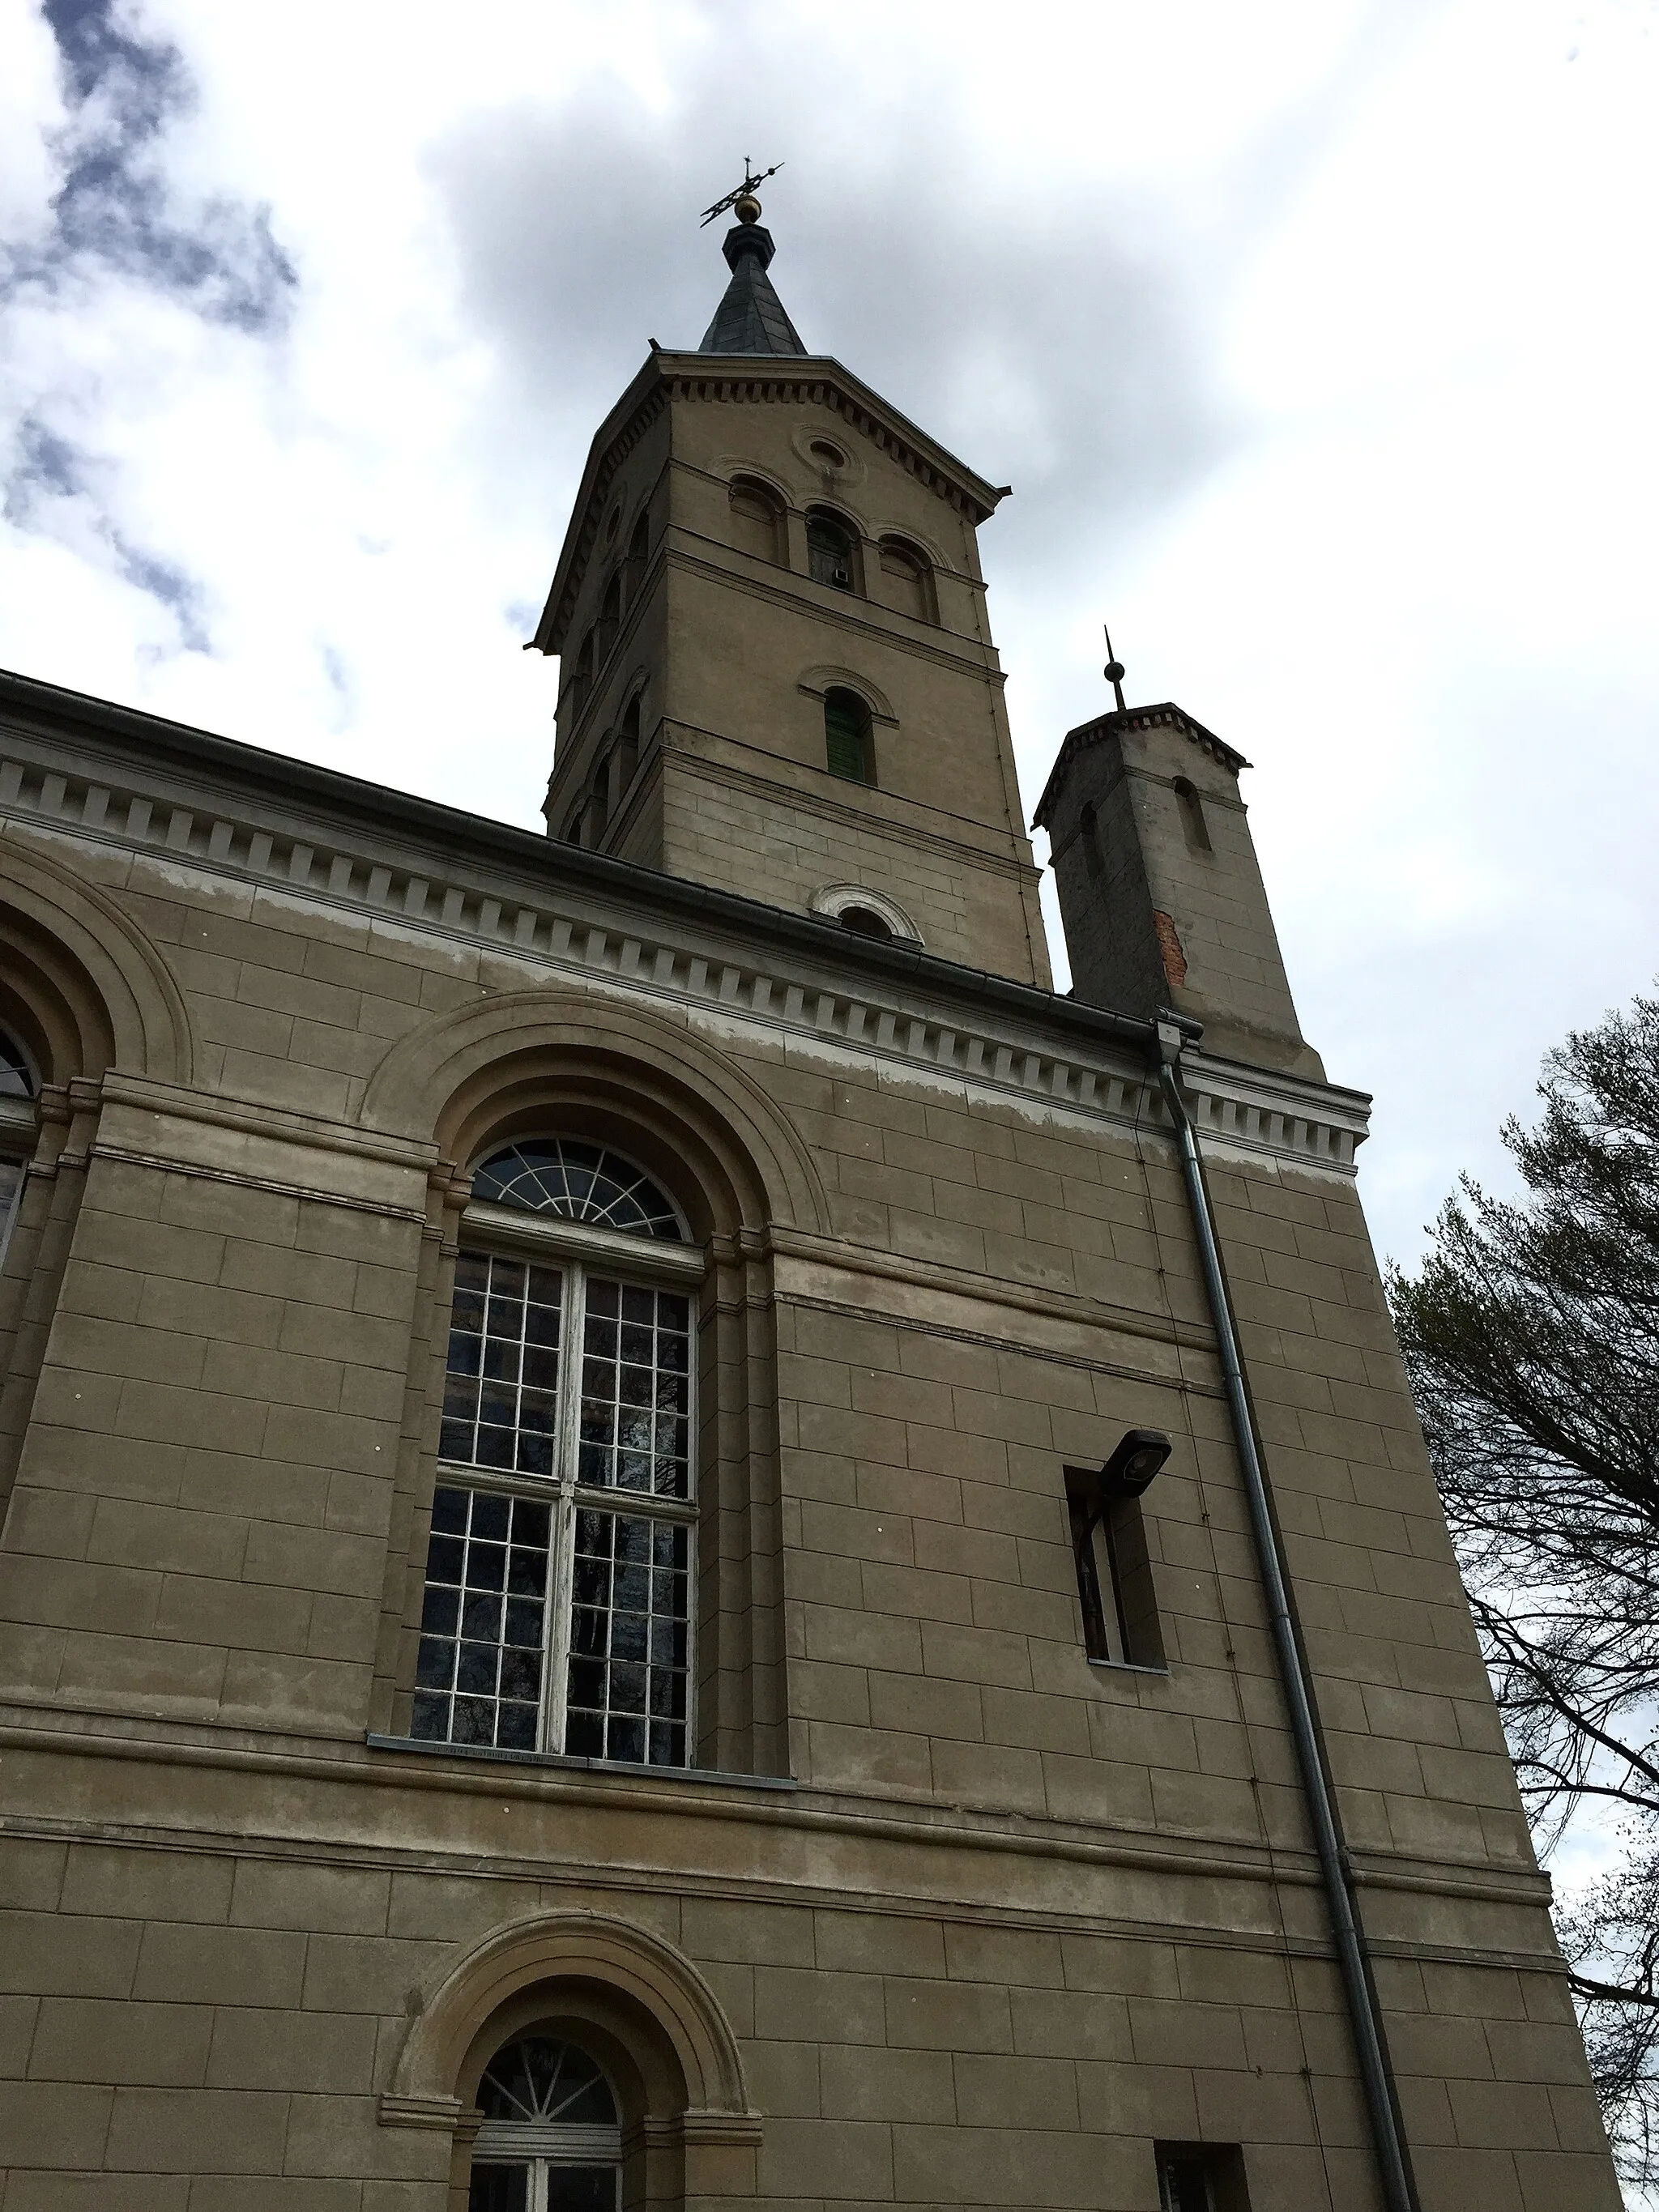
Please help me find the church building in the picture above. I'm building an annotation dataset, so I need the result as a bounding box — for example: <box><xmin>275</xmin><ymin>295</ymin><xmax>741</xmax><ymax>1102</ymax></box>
<box><xmin>0</xmin><ymin>185</ymin><xmax>1622</xmax><ymax>2210</ymax></box>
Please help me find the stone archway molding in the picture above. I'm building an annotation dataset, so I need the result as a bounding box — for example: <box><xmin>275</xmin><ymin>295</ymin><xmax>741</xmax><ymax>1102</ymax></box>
<box><xmin>358</xmin><ymin>982</ymin><xmax>829</xmax><ymax>1237</ymax></box>
<box><xmin>0</xmin><ymin>829</ymin><xmax>194</xmax><ymax>1084</ymax></box>
<box><xmin>380</xmin><ymin>1906</ymin><xmax>760</xmax><ymax>2141</ymax></box>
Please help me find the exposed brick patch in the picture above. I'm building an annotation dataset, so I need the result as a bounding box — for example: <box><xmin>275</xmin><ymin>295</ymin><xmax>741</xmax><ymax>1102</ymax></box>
<box><xmin>1152</xmin><ymin>910</ymin><xmax>1188</xmax><ymax>988</ymax></box>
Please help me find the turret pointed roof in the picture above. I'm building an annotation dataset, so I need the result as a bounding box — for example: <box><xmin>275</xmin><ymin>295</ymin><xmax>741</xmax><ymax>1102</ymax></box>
<box><xmin>698</xmin><ymin>220</ymin><xmax>806</xmax><ymax>356</ymax></box>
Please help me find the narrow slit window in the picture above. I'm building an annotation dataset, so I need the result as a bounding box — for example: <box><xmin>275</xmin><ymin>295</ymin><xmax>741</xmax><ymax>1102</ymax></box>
<box><xmin>1065</xmin><ymin>1467</ymin><xmax>1165</xmax><ymax>1670</ymax></box>
<box><xmin>1172</xmin><ymin>775</ymin><xmax>1213</xmax><ymax>853</ymax></box>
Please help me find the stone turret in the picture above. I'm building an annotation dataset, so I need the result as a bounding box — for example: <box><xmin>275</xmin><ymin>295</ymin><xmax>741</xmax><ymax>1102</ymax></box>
<box><xmin>1034</xmin><ymin>698</ymin><xmax>1323</xmax><ymax>1077</ymax></box>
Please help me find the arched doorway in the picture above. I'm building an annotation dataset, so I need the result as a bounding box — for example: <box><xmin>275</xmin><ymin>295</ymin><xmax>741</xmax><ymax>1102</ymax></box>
<box><xmin>468</xmin><ymin>2033</ymin><xmax>621</xmax><ymax>2211</ymax></box>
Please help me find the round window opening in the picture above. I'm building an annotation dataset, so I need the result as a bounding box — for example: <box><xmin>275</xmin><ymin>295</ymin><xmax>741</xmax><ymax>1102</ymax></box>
<box><xmin>471</xmin><ymin>1140</ymin><xmax>684</xmax><ymax>1242</ymax></box>
<box><xmin>471</xmin><ymin>2035</ymin><xmax>621</xmax><ymax>2212</ymax></box>
<box><xmin>808</xmin><ymin>437</ymin><xmax>847</xmax><ymax>468</ymax></box>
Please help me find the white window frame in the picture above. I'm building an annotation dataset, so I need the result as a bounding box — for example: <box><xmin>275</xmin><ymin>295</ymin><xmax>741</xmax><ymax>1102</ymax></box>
<box><xmin>417</xmin><ymin>1196</ymin><xmax>704</xmax><ymax>1767</ymax></box>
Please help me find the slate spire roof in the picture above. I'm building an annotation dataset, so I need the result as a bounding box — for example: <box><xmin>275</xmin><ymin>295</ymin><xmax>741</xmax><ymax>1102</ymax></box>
<box><xmin>698</xmin><ymin>219</ymin><xmax>807</xmax><ymax>356</ymax></box>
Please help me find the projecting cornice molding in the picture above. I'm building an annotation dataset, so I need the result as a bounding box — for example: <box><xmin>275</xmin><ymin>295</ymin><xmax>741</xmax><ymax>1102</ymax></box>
<box><xmin>1032</xmin><ymin>702</ymin><xmax>1252</xmax><ymax>829</ymax></box>
<box><xmin>0</xmin><ymin>684</ymin><xmax>1371</xmax><ymax>1178</ymax></box>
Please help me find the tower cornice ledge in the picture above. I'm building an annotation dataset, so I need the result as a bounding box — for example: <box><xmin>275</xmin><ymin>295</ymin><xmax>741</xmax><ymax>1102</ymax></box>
<box><xmin>534</xmin><ymin>350</ymin><xmax>1006</xmax><ymax>655</ymax></box>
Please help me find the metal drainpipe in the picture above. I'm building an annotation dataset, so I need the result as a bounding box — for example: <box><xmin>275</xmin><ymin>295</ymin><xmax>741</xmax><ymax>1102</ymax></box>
<box><xmin>1153</xmin><ymin>1025</ymin><xmax>1418</xmax><ymax>2212</ymax></box>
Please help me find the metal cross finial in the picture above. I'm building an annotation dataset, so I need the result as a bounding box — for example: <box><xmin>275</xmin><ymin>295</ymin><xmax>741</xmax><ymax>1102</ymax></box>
<box><xmin>1103</xmin><ymin>625</ymin><xmax>1128</xmax><ymax>714</ymax></box>
<box><xmin>699</xmin><ymin>156</ymin><xmax>785</xmax><ymax>228</ymax></box>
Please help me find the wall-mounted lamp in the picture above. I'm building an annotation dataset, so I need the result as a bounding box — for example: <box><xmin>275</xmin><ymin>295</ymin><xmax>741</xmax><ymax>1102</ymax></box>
<box><xmin>1069</xmin><ymin>1426</ymin><xmax>1173</xmax><ymax>1536</ymax></box>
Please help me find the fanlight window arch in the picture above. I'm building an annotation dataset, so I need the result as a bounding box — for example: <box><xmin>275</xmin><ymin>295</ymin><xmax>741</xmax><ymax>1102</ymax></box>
<box><xmin>471</xmin><ymin>2034</ymin><xmax>621</xmax><ymax>2212</ymax></box>
<box><xmin>0</xmin><ymin>1026</ymin><xmax>36</xmax><ymax>1272</ymax></box>
<box><xmin>0</xmin><ymin>1029</ymin><xmax>33</xmax><ymax>1099</ymax></box>
<box><xmin>415</xmin><ymin>1137</ymin><xmax>697</xmax><ymax>1771</ymax></box>
<box><xmin>472</xmin><ymin>1140</ymin><xmax>684</xmax><ymax>1242</ymax></box>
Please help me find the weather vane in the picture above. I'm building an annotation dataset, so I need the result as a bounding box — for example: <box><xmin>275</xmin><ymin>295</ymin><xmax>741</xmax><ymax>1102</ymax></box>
<box><xmin>1103</xmin><ymin>624</ymin><xmax>1128</xmax><ymax>714</ymax></box>
<box><xmin>699</xmin><ymin>157</ymin><xmax>784</xmax><ymax>228</ymax></box>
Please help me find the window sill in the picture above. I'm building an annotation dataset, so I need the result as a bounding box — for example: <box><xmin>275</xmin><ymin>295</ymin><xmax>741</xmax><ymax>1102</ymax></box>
<box><xmin>1086</xmin><ymin>1657</ymin><xmax>1171</xmax><ymax>1678</ymax></box>
<box><xmin>365</xmin><ymin>1733</ymin><xmax>795</xmax><ymax>1791</ymax></box>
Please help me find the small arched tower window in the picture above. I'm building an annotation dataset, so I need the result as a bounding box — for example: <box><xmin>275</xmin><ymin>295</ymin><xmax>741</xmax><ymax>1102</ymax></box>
<box><xmin>1079</xmin><ymin>800</ymin><xmax>1105</xmax><ymax>883</ymax></box>
<box><xmin>586</xmin><ymin>755</ymin><xmax>611</xmax><ymax>847</ymax></box>
<box><xmin>824</xmin><ymin>688</ymin><xmax>874</xmax><ymax>784</ymax></box>
<box><xmin>615</xmin><ymin>693</ymin><xmax>642</xmax><ymax>794</ymax></box>
<box><xmin>729</xmin><ymin>477</ymin><xmax>783</xmax><ymax>565</ymax></box>
<box><xmin>595</xmin><ymin>573</ymin><xmax>622</xmax><ymax>668</ymax></box>
<box><xmin>623</xmin><ymin>509</ymin><xmax>649</xmax><ymax>603</ymax></box>
<box><xmin>569</xmin><ymin>629</ymin><xmax>596</xmax><ymax>722</ymax></box>
<box><xmin>1172</xmin><ymin>775</ymin><xmax>1213</xmax><ymax>853</ymax></box>
<box><xmin>807</xmin><ymin>509</ymin><xmax>857</xmax><ymax>593</ymax></box>
<box><xmin>876</xmin><ymin>537</ymin><xmax>932</xmax><ymax>624</ymax></box>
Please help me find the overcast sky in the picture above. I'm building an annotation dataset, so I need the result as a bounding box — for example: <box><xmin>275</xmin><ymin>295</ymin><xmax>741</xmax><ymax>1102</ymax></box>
<box><xmin>2</xmin><ymin>0</ymin><xmax>1657</xmax><ymax>1289</ymax></box>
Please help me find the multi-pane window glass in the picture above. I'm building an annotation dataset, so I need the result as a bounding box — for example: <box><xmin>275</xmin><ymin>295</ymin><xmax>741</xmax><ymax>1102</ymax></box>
<box><xmin>566</xmin><ymin>1508</ymin><xmax>689</xmax><ymax>1764</ymax></box>
<box><xmin>578</xmin><ymin>1281</ymin><xmax>690</xmax><ymax>1497</ymax></box>
<box><xmin>413</xmin><ymin>1141</ymin><xmax>695</xmax><ymax>1770</ymax></box>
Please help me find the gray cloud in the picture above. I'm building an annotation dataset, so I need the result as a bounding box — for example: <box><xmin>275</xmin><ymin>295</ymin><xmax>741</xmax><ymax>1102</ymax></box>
<box><xmin>424</xmin><ymin>2</ymin><xmax>1234</xmax><ymax>578</ymax></box>
<box><xmin>2</xmin><ymin>0</ymin><xmax>296</xmax><ymax>330</ymax></box>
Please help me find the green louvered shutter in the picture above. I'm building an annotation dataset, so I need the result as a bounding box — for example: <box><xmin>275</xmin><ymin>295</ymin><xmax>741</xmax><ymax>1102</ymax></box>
<box><xmin>825</xmin><ymin>693</ymin><xmax>870</xmax><ymax>782</ymax></box>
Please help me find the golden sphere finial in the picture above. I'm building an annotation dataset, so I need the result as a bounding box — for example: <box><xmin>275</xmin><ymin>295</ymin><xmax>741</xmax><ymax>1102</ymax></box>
<box><xmin>734</xmin><ymin>192</ymin><xmax>761</xmax><ymax>224</ymax></box>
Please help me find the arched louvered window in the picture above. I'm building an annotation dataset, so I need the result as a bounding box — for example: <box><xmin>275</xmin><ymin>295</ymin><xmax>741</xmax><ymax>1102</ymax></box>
<box><xmin>469</xmin><ymin>2034</ymin><xmax>621</xmax><ymax>2210</ymax></box>
<box><xmin>413</xmin><ymin>1140</ymin><xmax>697</xmax><ymax>1770</ymax></box>
<box><xmin>876</xmin><ymin>537</ymin><xmax>932</xmax><ymax>623</ymax></box>
<box><xmin>595</xmin><ymin>573</ymin><xmax>622</xmax><ymax>668</ymax></box>
<box><xmin>623</xmin><ymin>510</ymin><xmax>649</xmax><ymax>604</ymax></box>
<box><xmin>806</xmin><ymin>509</ymin><xmax>857</xmax><ymax>592</ymax></box>
<box><xmin>824</xmin><ymin>688</ymin><xmax>874</xmax><ymax>785</ymax></box>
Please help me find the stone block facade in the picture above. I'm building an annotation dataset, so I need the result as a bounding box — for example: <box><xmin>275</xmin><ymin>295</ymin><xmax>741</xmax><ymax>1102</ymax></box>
<box><xmin>0</xmin><ymin>673</ymin><xmax>1621</xmax><ymax>2209</ymax></box>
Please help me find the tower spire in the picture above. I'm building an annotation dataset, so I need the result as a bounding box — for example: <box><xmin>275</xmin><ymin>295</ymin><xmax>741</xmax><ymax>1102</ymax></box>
<box><xmin>1103</xmin><ymin>624</ymin><xmax>1128</xmax><ymax>714</ymax></box>
<box><xmin>696</xmin><ymin>164</ymin><xmax>807</xmax><ymax>357</ymax></box>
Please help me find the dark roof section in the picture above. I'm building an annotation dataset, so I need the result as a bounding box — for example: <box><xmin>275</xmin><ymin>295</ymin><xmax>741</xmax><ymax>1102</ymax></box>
<box><xmin>698</xmin><ymin>223</ymin><xmax>807</xmax><ymax>356</ymax></box>
<box><xmin>1031</xmin><ymin>702</ymin><xmax>1252</xmax><ymax>829</ymax></box>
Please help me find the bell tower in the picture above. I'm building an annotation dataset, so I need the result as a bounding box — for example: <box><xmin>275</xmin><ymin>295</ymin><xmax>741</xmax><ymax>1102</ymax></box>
<box><xmin>531</xmin><ymin>187</ymin><xmax>1051</xmax><ymax>987</ymax></box>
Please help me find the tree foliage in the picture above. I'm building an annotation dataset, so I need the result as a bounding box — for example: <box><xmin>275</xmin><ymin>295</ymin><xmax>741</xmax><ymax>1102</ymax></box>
<box><xmin>1388</xmin><ymin>991</ymin><xmax>1659</xmax><ymax>2181</ymax></box>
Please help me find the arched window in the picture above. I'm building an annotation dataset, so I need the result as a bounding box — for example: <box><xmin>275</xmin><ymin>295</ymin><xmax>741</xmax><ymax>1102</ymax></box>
<box><xmin>0</xmin><ymin>1030</ymin><xmax>32</xmax><ymax>1100</ymax></box>
<box><xmin>838</xmin><ymin>905</ymin><xmax>892</xmax><ymax>941</ymax></box>
<box><xmin>586</xmin><ymin>757</ymin><xmax>611</xmax><ymax>848</ymax></box>
<box><xmin>728</xmin><ymin>477</ymin><xmax>782</xmax><ymax>565</ymax></box>
<box><xmin>0</xmin><ymin>1025</ymin><xmax>36</xmax><ymax>1270</ymax></box>
<box><xmin>623</xmin><ymin>510</ymin><xmax>649</xmax><ymax>604</ymax></box>
<box><xmin>413</xmin><ymin>1140</ymin><xmax>695</xmax><ymax>1768</ymax></box>
<box><xmin>568</xmin><ymin>630</ymin><xmax>596</xmax><ymax>724</ymax></box>
<box><xmin>823</xmin><ymin>688</ymin><xmax>874</xmax><ymax>785</ymax></box>
<box><xmin>470</xmin><ymin>2033</ymin><xmax>621</xmax><ymax>2210</ymax></box>
<box><xmin>876</xmin><ymin>537</ymin><xmax>932</xmax><ymax>623</ymax></box>
<box><xmin>614</xmin><ymin>694</ymin><xmax>642</xmax><ymax>796</ymax></box>
<box><xmin>595</xmin><ymin>573</ymin><xmax>622</xmax><ymax>669</ymax></box>
<box><xmin>806</xmin><ymin>509</ymin><xmax>857</xmax><ymax>593</ymax></box>
<box><xmin>1172</xmin><ymin>775</ymin><xmax>1213</xmax><ymax>853</ymax></box>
